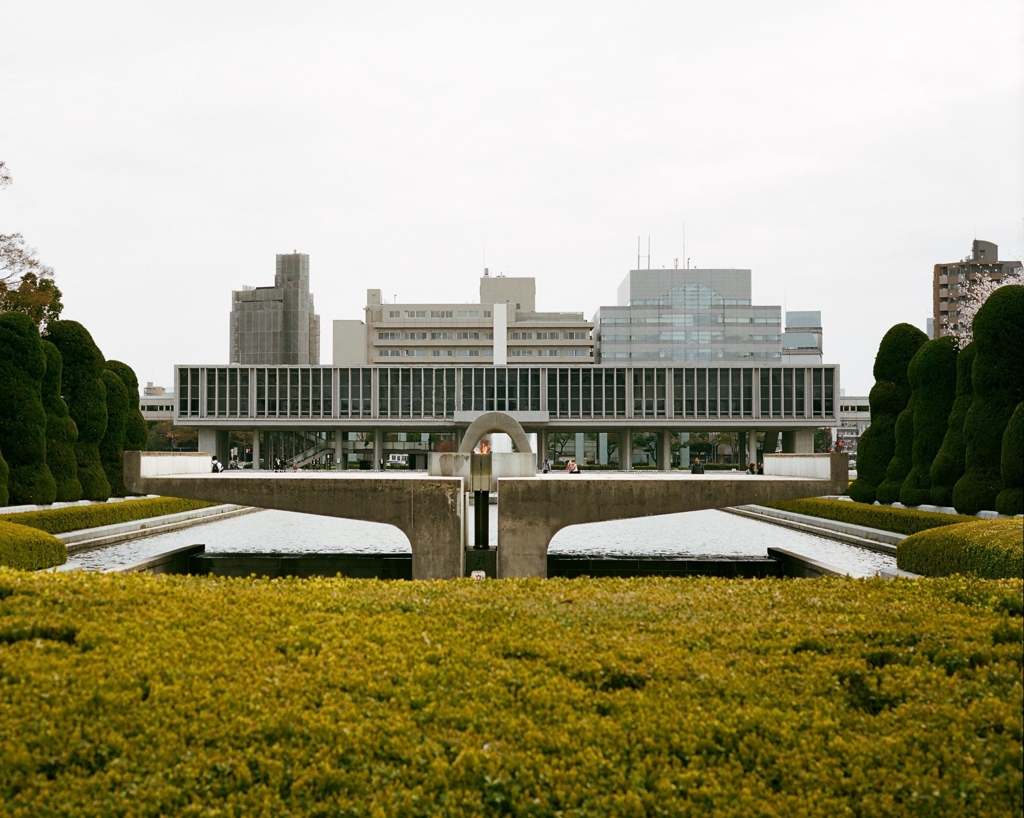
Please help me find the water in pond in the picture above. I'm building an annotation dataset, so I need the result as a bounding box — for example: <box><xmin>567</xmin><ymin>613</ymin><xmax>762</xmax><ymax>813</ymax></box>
<box><xmin>61</xmin><ymin>506</ymin><xmax>894</xmax><ymax>577</ymax></box>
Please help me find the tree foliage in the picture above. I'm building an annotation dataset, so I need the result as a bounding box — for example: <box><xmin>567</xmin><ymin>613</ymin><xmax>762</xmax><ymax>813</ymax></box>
<box><xmin>0</xmin><ymin>312</ymin><xmax>56</xmax><ymax>505</ymax></box>
<box><xmin>899</xmin><ymin>337</ymin><xmax>959</xmax><ymax>507</ymax></box>
<box><xmin>0</xmin><ymin>446</ymin><xmax>8</xmax><ymax>506</ymax></box>
<box><xmin>99</xmin><ymin>370</ymin><xmax>130</xmax><ymax>497</ymax></box>
<box><xmin>847</xmin><ymin>323</ymin><xmax>927</xmax><ymax>503</ymax></box>
<box><xmin>953</xmin><ymin>285</ymin><xmax>1024</xmax><ymax>515</ymax></box>
<box><xmin>47</xmin><ymin>321</ymin><xmax>110</xmax><ymax>501</ymax></box>
<box><xmin>105</xmin><ymin>360</ymin><xmax>147</xmax><ymax>453</ymax></box>
<box><xmin>995</xmin><ymin>403</ymin><xmax>1023</xmax><ymax>516</ymax></box>
<box><xmin>40</xmin><ymin>340</ymin><xmax>81</xmax><ymax>502</ymax></box>
<box><xmin>930</xmin><ymin>342</ymin><xmax>976</xmax><ymax>507</ymax></box>
<box><xmin>0</xmin><ymin>162</ymin><xmax>62</xmax><ymax>328</ymax></box>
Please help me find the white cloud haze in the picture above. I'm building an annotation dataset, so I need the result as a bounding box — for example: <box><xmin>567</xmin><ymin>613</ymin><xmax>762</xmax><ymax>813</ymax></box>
<box><xmin>1</xmin><ymin>1</ymin><xmax>1022</xmax><ymax>395</ymax></box>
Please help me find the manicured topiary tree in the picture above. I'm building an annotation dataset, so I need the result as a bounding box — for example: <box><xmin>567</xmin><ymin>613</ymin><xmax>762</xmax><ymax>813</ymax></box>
<box><xmin>995</xmin><ymin>403</ymin><xmax>1023</xmax><ymax>516</ymax></box>
<box><xmin>0</xmin><ymin>312</ymin><xmax>57</xmax><ymax>505</ymax></box>
<box><xmin>0</xmin><ymin>448</ymin><xmax>8</xmax><ymax>507</ymax></box>
<box><xmin>99</xmin><ymin>369</ymin><xmax>130</xmax><ymax>497</ymax></box>
<box><xmin>876</xmin><ymin>394</ymin><xmax>916</xmax><ymax>505</ymax></box>
<box><xmin>847</xmin><ymin>323</ymin><xmax>927</xmax><ymax>503</ymax></box>
<box><xmin>46</xmin><ymin>321</ymin><xmax>109</xmax><ymax>501</ymax></box>
<box><xmin>930</xmin><ymin>342</ymin><xmax>976</xmax><ymax>506</ymax></box>
<box><xmin>105</xmin><ymin>360</ymin><xmax>147</xmax><ymax>454</ymax></box>
<box><xmin>40</xmin><ymin>340</ymin><xmax>81</xmax><ymax>502</ymax></box>
<box><xmin>953</xmin><ymin>285</ymin><xmax>1024</xmax><ymax>515</ymax></box>
<box><xmin>899</xmin><ymin>336</ymin><xmax>959</xmax><ymax>507</ymax></box>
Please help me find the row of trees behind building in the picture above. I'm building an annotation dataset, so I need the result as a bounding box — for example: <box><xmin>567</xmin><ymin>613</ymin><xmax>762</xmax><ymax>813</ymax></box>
<box><xmin>0</xmin><ymin>314</ymin><xmax>147</xmax><ymax>507</ymax></box>
<box><xmin>848</xmin><ymin>284</ymin><xmax>1023</xmax><ymax>516</ymax></box>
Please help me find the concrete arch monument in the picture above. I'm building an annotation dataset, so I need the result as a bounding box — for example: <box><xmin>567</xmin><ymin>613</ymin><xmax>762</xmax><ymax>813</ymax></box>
<box><xmin>458</xmin><ymin>412</ymin><xmax>533</xmax><ymax>454</ymax></box>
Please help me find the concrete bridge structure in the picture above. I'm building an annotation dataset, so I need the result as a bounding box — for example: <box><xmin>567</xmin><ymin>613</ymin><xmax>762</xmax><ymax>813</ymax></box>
<box><xmin>126</xmin><ymin>444</ymin><xmax>848</xmax><ymax>580</ymax></box>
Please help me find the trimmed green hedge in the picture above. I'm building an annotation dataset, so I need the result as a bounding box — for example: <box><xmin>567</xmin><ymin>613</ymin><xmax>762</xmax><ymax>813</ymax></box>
<box><xmin>0</xmin><ymin>520</ymin><xmax>67</xmax><ymax>570</ymax></box>
<box><xmin>900</xmin><ymin>336</ymin><xmax>958</xmax><ymax>507</ymax></box>
<box><xmin>0</xmin><ymin>312</ymin><xmax>56</xmax><ymax>505</ymax></box>
<box><xmin>847</xmin><ymin>324</ymin><xmax>927</xmax><ymax>503</ymax></box>
<box><xmin>764</xmin><ymin>497</ymin><xmax>976</xmax><ymax>536</ymax></box>
<box><xmin>47</xmin><ymin>320</ymin><xmax>110</xmax><ymax>501</ymax></box>
<box><xmin>0</xmin><ymin>497</ymin><xmax>219</xmax><ymax>535</ymax></box>
<box><xmin>930</xmin><ymin>341</ymin><xmax>976</xmax><ymax>506</ymax></box>
<box><xmin>40</xmin><ymin>339</ymin><xmax>81</xmax><ymax>502</ymax></box>
<box><xmin>897</xmin><ymin>519</ymin><xmax>1023</xmax><ymax>579</ymax></box>
<box><xmin>875</xmin><ymin>391</ymin><xmax>915</xmax><ymax>504</ymax></box>
<box><xmin>996</xmin><ymin>403</ymin><xmax>1023</xmax><ymax>516</ymax></box>
<box><xmin>99</xmin><ymin>369</ymin><xmax>129</xmax><ymax>497</ymax></box>
<box><xmin>954</xmin><ymin>285</ymin><xmax>1024</xmax><ymax>514</ymax></box>
<box><xmin>0</xmin><ymin>571</ymin><xmax>1020</xmax><ymax>815</ymax></box>
<box><xmin>106</xmin><ymin>359</ymin><xmax>147</xmax><ymax>453</ymax></box>
<box><xmin>0</xmin><ymin>447</ymin><xmax>8</xmax><ymax>507</ymax></box>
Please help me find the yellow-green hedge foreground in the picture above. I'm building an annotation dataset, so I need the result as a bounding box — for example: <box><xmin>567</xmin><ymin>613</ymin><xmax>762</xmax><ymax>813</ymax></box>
<box><xmin>1</xmin><ymin>572</ymin><xmax>1021</xmax><ymax>816</ymax></box>
<box><xmin>0</xmin><ymin>497</ymin><xmax>218</xmax><ymax>534</ymax></box>
<box><xmin>897</xmin><ymin>519</ymin><xmax>1024</xmax><ymax>579</ymax></box>
<box><xmin>0</xmin><ymin>521</ymin><xmax>67</xmax><ymax>570</ymax></box>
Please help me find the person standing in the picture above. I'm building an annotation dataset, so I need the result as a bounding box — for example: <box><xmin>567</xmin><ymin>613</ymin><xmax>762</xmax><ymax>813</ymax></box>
<box><xmin>691</xmin><ymin>457</ymin><xmax>705</xmax><ymax>475</ymax></box>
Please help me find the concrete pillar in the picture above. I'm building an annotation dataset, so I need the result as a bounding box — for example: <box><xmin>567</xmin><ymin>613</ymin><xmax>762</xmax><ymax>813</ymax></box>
<box><xmin>575</xmin><ymin>432</ymin><xmax>584</xmax><ymax>463</ymax></box>
<box><xmin>679</xmin><ymin>432</ymin><xmax>690</xmax><ymax>468</ymax></box>
<box><xmin>782</xmin><ymin>431</ymin><xmax>796</xmax><ymax>453</ymax></box>
<box><xmin>598</xmin><ymin>433</ymin><xmax>608</xmax><ymax>465</ymax></box>
<box><xmin>621</xmin><ymin>427</ymin><xmax>632</xmax><ymax>471</ymax></box>
<box><xmin>794</xmin><ymin>428</ymin><xmax>815</xmax><ymax>453</ymax></box>
<box><xmin>763</xmin><ymin>429</ymin><xmax>779</xmax><ymax>458</ymax></box>
<box><xmin>252</xmin><ymin>429</ymin><xmax>260</xmax><ymax>470</ymax></box>
<box><xmin>659</xmin><ymin>430</ymin><xmax>672</xmax><ymax>472</ymax></box>
<box><xmin>746</xmin><ymin>429</ymin><xmax>757</xmax><ymax>468</ymax></box>
<box><xmin>537</xmin><ymin>428</ymin><xmax>548</xmax><ymax>469</ymax></box>
<box><xmin>334</xmin><ymin>428</ymin><xmax>344</xmax><ymax>471</ymax></box>
<box><xmin>198</xmin><ymin>428</ymin><xmax>216</xmax><ymax>457</ymax></box>
<box><xmin>373</xmin><ymin>428</ymin><xmax>383</xmax><ymax>471</ymax></box>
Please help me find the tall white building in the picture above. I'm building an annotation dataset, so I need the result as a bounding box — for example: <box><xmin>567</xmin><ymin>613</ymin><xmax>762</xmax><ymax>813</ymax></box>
<box><xmin>333</xmin><ymin>273</ymin><xmax>593</xmax><ymax>366</ymax></box>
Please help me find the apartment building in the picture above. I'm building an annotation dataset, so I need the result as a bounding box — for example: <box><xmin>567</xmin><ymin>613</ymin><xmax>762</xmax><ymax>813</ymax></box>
<box><xmin>230</xmin><ymin>252</ymin><xmax>321</xmax><ymax>365</ymax></box>
<box><xmin>593</xmin><ymin>269</ymin><xmax>787</xmax><ymax>363</ymax></box>
<box><xmin>933</xmin><ymin>240</ymin><xmax>1022</xmax><ymax>338</ymax></box>
<box><xmin>333</xmin><ymin>273</ymin><xmax>593</xmax><ymax>365</ymax></box>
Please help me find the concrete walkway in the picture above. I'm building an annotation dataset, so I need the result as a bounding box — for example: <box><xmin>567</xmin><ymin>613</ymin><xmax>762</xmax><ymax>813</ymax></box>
<box><xmin>723</xmin><ymin>505</ymin><xmax>902</xmax><ymax>555</ymax></box>
<box><xmin>58</xmin><ymin>504</ymin><xmax>259</xmax><ymax>554</ymax></box>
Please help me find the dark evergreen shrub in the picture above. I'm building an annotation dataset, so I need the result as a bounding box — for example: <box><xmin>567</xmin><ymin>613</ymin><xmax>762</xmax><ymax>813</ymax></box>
<box><xmin>0</xmin><ymin>312</ymin><xmax>56</xmax><ymax>505</ymax></box>
<box><xmin>0</xmin><ymin>448</ymin><xmax>8</xmax><ymax>507</ymax></box>
<box><xmin>930</xmin><ymin>342</ymin><xmax>976</xmax><ymax>506</ymax></box>
<box><xmin>846</xmin><ymin>324</ymin><xmax>927</xmax><ymax>503</ymax></box>
<box><xmin>876</xmin><ymin>396</ymin><xmax>916</xmax><ymax>504</ymax></box>
<box><xmin>899</xmin><ymin>337</ymin><xmax>959</xmax><ymax>507</ymax></box>
<box><xmin>995</xmin><ymin>403</ymin><xmax>1023</xmax><ymax>516</ymax></box>
<box><xmin>105</xmin><ymin>360</ymin><xmax>147</xmax><ymax>453</ymax></box>
<box><xmin>953</xmin><ymin>285</ymin><xmax>1024</xmax><ymax>515</ymax></box>
<box><xmin>46</xmin><ymin>321</ymin><xmax>110</xmax><ymax>501</ymax></box>
<box><xmin>99</xmin><ymin>369</ymin><xmax>129</xmax><ymax>497</ymax></box>
<box><xmin>40</xmin><ymin>340</ymin><xmax>81</xmax><ymax>502</ymax></box>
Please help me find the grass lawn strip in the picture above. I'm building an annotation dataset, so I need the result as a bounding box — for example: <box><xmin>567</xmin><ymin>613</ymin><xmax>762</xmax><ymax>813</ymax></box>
<box><xmin>0</xmin><ymin>572</ymin><xmax>1020</xmax><ymax>816</ymax></box>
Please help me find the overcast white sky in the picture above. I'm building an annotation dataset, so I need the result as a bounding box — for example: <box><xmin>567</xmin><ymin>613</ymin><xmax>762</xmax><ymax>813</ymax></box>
<box><xmin>2</xmin><ymin>1</ymin><xmax>1022</xmax><ymax>395</ymax></box>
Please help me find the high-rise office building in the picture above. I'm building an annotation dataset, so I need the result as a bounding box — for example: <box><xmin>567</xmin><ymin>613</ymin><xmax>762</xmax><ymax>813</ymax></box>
<box><xmin>230</xmin><ymin>253</ymin><xmax>320</xmax><ymax>365</ymax></box>
<box><xmin>933</xmin><ymin>240</ymin><xmax>1022</xmax><ymax>338</ymax></box>
<box><xmin>593</xmin><ymin>269</ymin><xmax>789</xmax><ymax>363</ymax></box>
<box><xmin>333</xmin><ymin>272</ymin><xmax>593</xmax><ymax>365</ymax></box>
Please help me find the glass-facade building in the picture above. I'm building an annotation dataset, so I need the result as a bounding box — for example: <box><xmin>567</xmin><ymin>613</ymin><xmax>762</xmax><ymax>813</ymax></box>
<box><xmin>594</xmin><ymin>269</ymin><xmax>783</xmax><ymax>363</ymax></box>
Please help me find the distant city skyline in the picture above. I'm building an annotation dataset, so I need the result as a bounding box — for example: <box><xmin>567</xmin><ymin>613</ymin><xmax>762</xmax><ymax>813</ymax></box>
<box><xmin>1</xmin><ymin>1</ymin><xmax>1021</xmax><ymax>396</ymax></box>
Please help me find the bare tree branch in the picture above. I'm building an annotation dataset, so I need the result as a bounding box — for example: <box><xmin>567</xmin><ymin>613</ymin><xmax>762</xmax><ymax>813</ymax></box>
<box><xmin>0</xmin><ymin>160</ymin><xmax>10</xmax><ymax>189</ymax></box>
